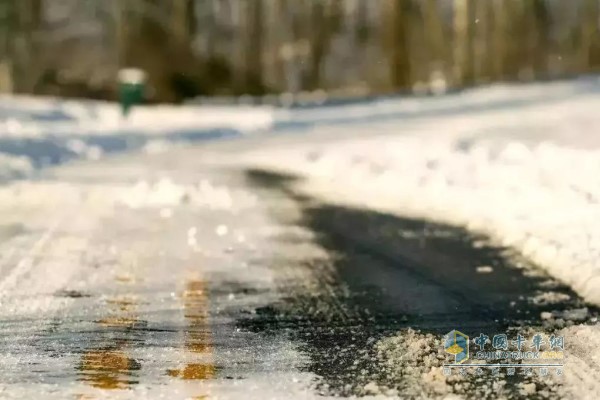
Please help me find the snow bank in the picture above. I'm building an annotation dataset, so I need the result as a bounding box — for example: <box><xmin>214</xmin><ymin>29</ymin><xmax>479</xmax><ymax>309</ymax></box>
<box><xmin>241</xmin><ymin>77</ymin><xmax>600</xmax><ymax>306</ymax></box>
<box><xmin>0</xmin><ymin>95</ymin><xmax>275</xmax><ymax>137</ymax></box>
<box><xmin>0</xmin><ymin>95</ymin><xmax>275</xmax><ymax>171</ymax></box>
<box><xmin>0</xmin><ymin>77</ymin><xmax>594</xmax><ymax>173</ymax></box>
<box><xmin>272</xmin><ymin>77</ymin><xmax>597</xmax><ymax>131</ymax></box>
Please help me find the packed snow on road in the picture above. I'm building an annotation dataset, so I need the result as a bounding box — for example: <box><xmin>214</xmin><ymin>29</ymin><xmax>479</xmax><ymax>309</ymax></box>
<box><xmin>1</xmin><ymin>77</ymin><xmax>600</xmax><ymax>399</ymax></box>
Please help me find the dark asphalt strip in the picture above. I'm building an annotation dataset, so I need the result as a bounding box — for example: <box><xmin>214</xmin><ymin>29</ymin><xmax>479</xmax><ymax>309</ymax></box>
<box><xmin>238</xmin><ymin>169</ymin><xmax>598</xmax><ymax>398</ymax></box>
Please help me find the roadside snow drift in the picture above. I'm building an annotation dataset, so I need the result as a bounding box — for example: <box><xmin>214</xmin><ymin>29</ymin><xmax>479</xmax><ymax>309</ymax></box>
<box><xmin>239</xmin><ymin>77</ymin><xmax>600</xmax><ymax>307</ymax></box>
<box><xmin>0</xmin><ymin>95</ymin><xmax>275</xmax><ymax>174</ymax></box>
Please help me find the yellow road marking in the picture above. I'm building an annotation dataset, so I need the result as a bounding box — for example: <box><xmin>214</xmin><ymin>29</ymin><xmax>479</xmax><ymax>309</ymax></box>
<box><xmin>166</xmin><ymin>363</ymin><xmax>215</xmax><ymax>380</ymax></box>
<box><xmin>77</xmin><ymin>348</ymin><xmax>140</xmax><ymax>390</ymax></box>
<box><xmin>167</xmin><ymin>279</ymin><xmax>215</xmax><ymax>382</ymax></box>
<box><xmin>78</xmin><ymin>290</ymin><xmax>141</xmax><ymax>390</ymax></box>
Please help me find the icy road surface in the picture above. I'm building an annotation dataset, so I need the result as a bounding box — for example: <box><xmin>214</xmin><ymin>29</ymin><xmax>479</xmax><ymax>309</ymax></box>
<box><xmin>2</xmin><ymin>78</ymin><xmax>600</xmax><ymax>398</ymax></box>
<box><xmin>0</xmin><ymin>143</ymin><xmax>596</xmax><ymax>399</ymax></box>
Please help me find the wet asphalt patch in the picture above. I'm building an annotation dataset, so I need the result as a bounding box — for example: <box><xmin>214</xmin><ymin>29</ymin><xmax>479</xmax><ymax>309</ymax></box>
<box><xmin>238</xmin><ymin>169</ymin><xmax>597</xmax><ymax>398</ymax></box>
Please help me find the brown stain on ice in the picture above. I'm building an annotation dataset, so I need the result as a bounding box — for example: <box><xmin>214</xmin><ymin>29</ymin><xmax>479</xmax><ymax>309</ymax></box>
<box><xmin>167</xmin><ymin>278</ymin><xmax>215</xmax><ymax>381</ymax></box>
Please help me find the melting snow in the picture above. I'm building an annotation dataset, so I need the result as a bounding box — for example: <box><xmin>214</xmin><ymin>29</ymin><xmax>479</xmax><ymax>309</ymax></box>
<box><xmin>241</xmin><ymin>77</ymin><xmax>600</xmax><ymax>307</ymax></box>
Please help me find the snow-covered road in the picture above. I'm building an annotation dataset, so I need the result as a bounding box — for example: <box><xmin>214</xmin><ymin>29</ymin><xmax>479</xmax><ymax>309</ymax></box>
<box><xmin>0</xmin><ymin>145</ymin><xmax>595</xmax><ymax>399</ymax></box>
<box><xmin>2</xmin><ymin>77</ymin><xmax>600</xmax><ymax>398</ymax></box>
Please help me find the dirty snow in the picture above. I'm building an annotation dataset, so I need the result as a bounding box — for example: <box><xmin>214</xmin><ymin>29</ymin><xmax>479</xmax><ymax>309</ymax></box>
<box><xmin>550</xmin><ymin>323</ymin><xmax>600</xmax><ymax>399</ymax></box>
<box><xmin>373</xmin><ymin>328</ymin><xmax>562</xmax><ymax>399</ymax></box>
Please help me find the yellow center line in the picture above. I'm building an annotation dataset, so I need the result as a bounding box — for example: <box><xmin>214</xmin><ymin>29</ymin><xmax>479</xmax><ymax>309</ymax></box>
<box><xmin>78</xmin><ymin>348</ymin><xmax>140</xmax><ymax>390</ymax></box>
<box><xmin>167</xmin><ymin>278</ymin><xmax>216</xmax><ymax>387</ymax></box>
<box><xmin>77</xmin><ymin>287</ymin><xmax>142</xmax><ymax>391</ymax></box>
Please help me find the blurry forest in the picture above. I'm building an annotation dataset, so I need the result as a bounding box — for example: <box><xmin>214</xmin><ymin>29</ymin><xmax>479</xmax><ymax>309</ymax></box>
<box><xmin>0</xmin><ymin>0</ymin><xmax>599</xmax><ymax>103</ymax></box>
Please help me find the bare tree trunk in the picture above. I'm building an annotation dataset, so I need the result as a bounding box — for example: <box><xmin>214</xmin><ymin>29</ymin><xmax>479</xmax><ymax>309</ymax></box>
<box><xmin>286</xmin><ymin>0</ymin><xmax>308</xmax><ymax>93</ymax></box>
<box><xmin>269</xmin><ymin>0</ymin><xmax>287</xmax><ymax>92</ymax></box>
<box><xmin>0</xmin><ymin>0</ymin><xmax>15</xmax><ymax>92</ymax></box>
<box><xmin>422</xmin><ymin>0</ymin><xmax>447</xmax><ymax>76</ymax></box>
<box><xmin>171</xmin><ymin>0</ymin><xmax>195</xmax><ymax>47</ymax></box>
<box><xmin>112</xmin><ymin>0</ymin><xmax>127</xmax><ymax>68</ymax></box>
<box><xmin>489</xmin><ymin>0</ymin><xmax>507</xmax><ymax>80</ymax></box>
<box><xmin>453</xmin><ymin>0</ymin><xmax>475</xmax><ymax>86</ymax></box>
<box><xmin>355</xmin><ymin>0</ymin><xmax>369</xmax><ymax>44</ymax></box>
<box><xmin>581</xmin><ymin>0</ymin><xmax>600</xmax><ymax>71</ymax></box>
<box><xmin>0</xmin><ymin>0</ymin><xmax>11</xmax><ymax>58</ymax></box>
<box><xmin>307</xmin><ymin>0</ymin><xmax>339</xmax><ymax>90</ymax></box>
<box><xmin>383</xmin><ymin>0</ymin><xmax>411</xmax><ymax>90</ymax></box>
<box><xmin>354</xmin><ymin>0</ymin><xmax>373</xmax><ymax>88</ymax></box>
<box><xmin>13</xmin><ymin>0</ymin><xmax>41</xmax><ymax>93</ymax></box>
<box><xmin>242</xmin><ymin>0</ymin><xmax>263</xmax><ymax>94</ymax></box>
<box><xmin>501</xmin><ymin>0</ymin><xmax>527</xmax><ymax>79</ymax></box>
<box><xmin>531</xmin><ymin>0</ymin><xmax>550</xmax><ymax>78</ymax></box>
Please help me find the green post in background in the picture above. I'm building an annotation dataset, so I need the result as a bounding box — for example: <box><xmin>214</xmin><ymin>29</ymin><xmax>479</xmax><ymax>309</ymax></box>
<box><xmin>117</xmin><ymin>68</ymin><xmax>147</xmax><ymax>117</ymax></box>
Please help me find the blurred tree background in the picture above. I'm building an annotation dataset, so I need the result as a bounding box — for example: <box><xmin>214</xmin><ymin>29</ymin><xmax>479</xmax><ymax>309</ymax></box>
<box><xmin>0</xmin><ymin>0</ymin><xmax>598</xmax><ymax>102</ymax></box>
